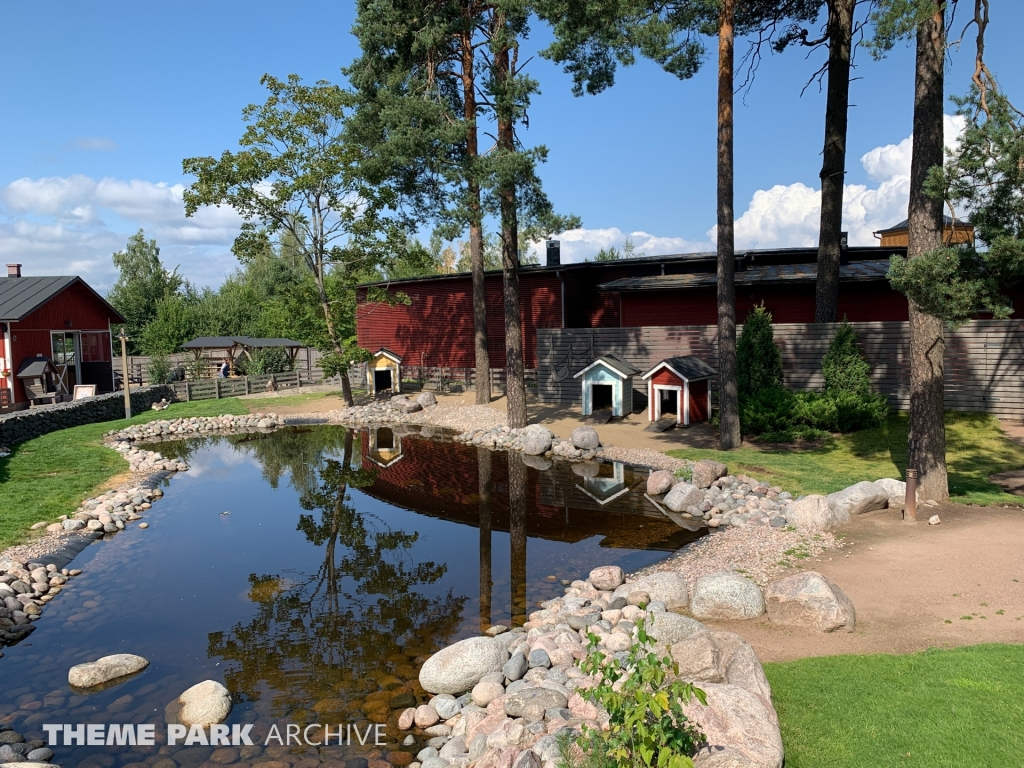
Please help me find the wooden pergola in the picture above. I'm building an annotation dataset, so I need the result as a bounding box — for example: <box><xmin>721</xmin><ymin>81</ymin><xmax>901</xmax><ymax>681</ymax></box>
<box><xmin>180</xmin><ymin>336</ymin><xmax>304</xmax><ymax>372</ymax></box>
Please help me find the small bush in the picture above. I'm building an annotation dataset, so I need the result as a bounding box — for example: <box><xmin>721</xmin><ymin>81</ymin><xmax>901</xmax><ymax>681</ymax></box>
<box><xmin>822</xmin><ymin>321</ymin><xmax>871</xmax><ymax>395</ymax></box>
<box><xmin>146</xmin><ymin>354</ymin><xmax>172</xmax><ymax>385</ymax></box>
<box><xmin>673</xmin><ymin>465</ymin><xmax>693</xmax><ymax>482</ymax></box>
<box><xmin>568</xmin><ymin>618</ymin><xmax>706</xmax><ymax>768</ymax></box>
<box><xmin>737</xmin><ymin>304</ymin><xmax>783</xmax><ymax>396</ymax></box>
<box><xmin>832</xmin><ymin>390</ymin><xmax>889</xmax><ymax>432</ymax></box>
<box><xmin>792</xmin><ymin>392</ymin><xmax>839</xmax><ymax>432</ymax></box>
<box><xmin>739</xmin><ymin>386</ymin><xmax>796</xmax><ymax>436</ymax></box>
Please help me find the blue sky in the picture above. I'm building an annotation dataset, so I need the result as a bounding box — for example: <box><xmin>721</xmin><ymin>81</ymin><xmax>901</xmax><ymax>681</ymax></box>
<box><xmin>1</xmin><ymin>1</ymin><xmax>1021</xmax><ymax>290</ymax></box>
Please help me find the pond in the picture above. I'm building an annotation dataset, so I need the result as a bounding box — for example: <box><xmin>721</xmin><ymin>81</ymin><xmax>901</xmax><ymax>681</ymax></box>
<box><xmin>0</xmin><ymin>426</ymin><xmax>705</xmax><ymax>768</ymax></box>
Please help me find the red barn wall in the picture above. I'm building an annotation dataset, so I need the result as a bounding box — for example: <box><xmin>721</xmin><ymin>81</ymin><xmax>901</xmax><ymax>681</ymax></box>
<box><xmin>621</xmin><ymin>283</ymin><xmax>910</xmax><ymax>327</ymax></box>
<box><xmin>689</xmin><ymin>379</ymin><xmax>709</xmax><ymax>422</ymax></box>
<box><xmin>357</xmin><ymin>273</ymin><xmax>561</xmax><ymax>369</ymax></box>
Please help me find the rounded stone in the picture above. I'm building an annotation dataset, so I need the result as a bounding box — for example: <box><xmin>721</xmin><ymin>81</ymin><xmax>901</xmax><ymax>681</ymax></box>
<box><xmin>419</xmin><ymin>637</ymin><xmax>510</xmax><ymax>695</ymax></box>
<box><xmin>471</xmin><ymin>681</ymin><xmax>504</xmax><ymax>708</ymax></box>
<box><xmin>413</xmin><ymin>704</ymin><xmax>440</xmax><ymax>728</ymax></box>
<box><xmin>178</xmin><ymin>680</ymin><xmax>232</xmax><ymax>727</ymax></box>
<box><xmin>646</xmin><ymin>470</ymin><xmax>675</xmax><ymax>496</ymax></box>
<box><xmin>570</xmin><ymin>426</ymin><xmax>600</xmax><ymax>450</ymax></box>
<box><xmin>588</xmin><ymin>566</ymin><xmax>624</xmax><ymax>591</ymax></box>
<box><xmin>690</xmin><ymin>572</ymin><xmax>766</xmax><ymax>621</ymax></box>
<box><xmin>68</xmin><ymin>654</ymin><xmax>150</xmax><ymax>688</ymax></box>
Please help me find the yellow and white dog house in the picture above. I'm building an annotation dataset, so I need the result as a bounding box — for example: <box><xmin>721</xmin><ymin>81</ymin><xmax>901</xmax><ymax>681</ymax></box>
<box><xmin>368</xmin><ymin>348</ymin><xmax>402</xmax><ymax>396</ymax></box>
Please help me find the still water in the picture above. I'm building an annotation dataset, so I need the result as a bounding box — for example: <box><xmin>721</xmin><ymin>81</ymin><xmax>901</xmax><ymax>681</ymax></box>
<box><xmin>0</xmin><ymin>426</ymin><xmax>704</xmax><ymax>767</ymax></box>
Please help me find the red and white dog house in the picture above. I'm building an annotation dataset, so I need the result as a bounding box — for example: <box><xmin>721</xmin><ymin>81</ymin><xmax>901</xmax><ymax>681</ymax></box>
<box><xmin>641</xmin><ymin>356</ymin><xmax>717</xmax><ymax>425</ymax></box>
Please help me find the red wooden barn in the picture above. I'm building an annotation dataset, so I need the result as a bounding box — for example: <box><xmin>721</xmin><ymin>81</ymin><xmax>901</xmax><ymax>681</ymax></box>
<box><xmin>641</xmin><ymin>356</ymin><xmax>717</xmax><ymax>425</ymax></box>
<box><xmin>0</xmin><ymin>264</ymin><xmax>124</xmax><ymax>407</ymax></box>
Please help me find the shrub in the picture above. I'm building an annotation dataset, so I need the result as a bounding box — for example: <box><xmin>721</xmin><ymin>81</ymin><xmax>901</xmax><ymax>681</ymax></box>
<box><xmin>146</xmin><ymin>354</ymin><xmax>173</xmax><ymax>385</ymax></box>
<box><xmin>568</xmin><ymin>618</ymin><xmax>706</xmax><ymax>768</ymax></box>
<box><xmin>673</xmin><ymin>465</ymin><xmax>693</xmax><ymax>482</ymax></box>
<box><xmin>236</xmin><ymin>347</ymin><xmax>292</xmax><ymax>376</ymax></box>
<box><xmin>832</xmin><ymin>390</ymin><xmax>889</xmax><ymax>432</ymax></box>
<box><xmin>736</xmin><ymin>304</ymin><xmax>783</xmax><ymax>396</ymax></box>
<box><xmin>739</xmin><ymin>386</ymin><xmax>795</xmax><ymax>436</ymax></box>
<box><xmin>792</xmin><ymin>392</ymin><xmax>839</xmax><ymax>432</ymax></box>
<box><xmin>822</xmin><ymin>321</ymin><xmax>871</xmax><ymax>395</ymax></box>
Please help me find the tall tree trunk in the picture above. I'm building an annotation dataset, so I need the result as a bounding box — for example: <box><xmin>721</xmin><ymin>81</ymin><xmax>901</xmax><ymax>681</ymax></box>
<box><xmin>315</xmin><ymin>266</ymin><xmax>355</xmax><ymax>406</ymax></box>
<box><xmin>907</xmin><ymin>0</ymin><xmax>948</xmax><ymax>504</ymax></box>
<box><xmin>814</xmin><ymin>0</ymin><xmax>855</xmax><ymax>323</ymax></box>
<box><xmin>477</xmin><ymin>447</ymin><xmax>493</xmax><ymax>632</ymax></box>
<box><xmin>717</xmin><ymin>0</ymin><xmax>741</xmax><ymax>449</ymax></box>
<box><xmin>508</xmin><ymin>452</ymin><xmax>527</xmax><ymax>627</ymax></box>
<box><xmin>495</xmin><ymin>42</ymin><xmax>528</xmax><ymax>429</ymax></box>
<box><xmin>462</xmin><ymin>29</ymin><xmax>492</xmax><ymax>405</ymax></box>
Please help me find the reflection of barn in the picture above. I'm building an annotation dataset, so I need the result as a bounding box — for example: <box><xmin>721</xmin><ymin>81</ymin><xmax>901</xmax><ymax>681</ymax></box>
<box><xmin>358</xmin><ymin>431</ymin><xmax>701</xmax><ymax>550</ymax></box>
<box><xmin>367</xmin><ymin>427</ymin><xmax>403</xmax><ymax>467</ymax></box>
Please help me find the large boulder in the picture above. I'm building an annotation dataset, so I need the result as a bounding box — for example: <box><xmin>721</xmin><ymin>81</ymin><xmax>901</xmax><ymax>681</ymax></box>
<box><xmin>647</xmin><ymin>470</ymin><xmax>676</xmax><ymax>496</ymax></box>
<box><xmin>503</xmin><ymin>687</ymin><xmax>568</xmax><ymax>717</ymax></box>
<box><xmin>589</xmin><ymin>566</ymin><xmax>624</xmax><ymax>591</ymax></box>
<box><xmin>178</xmin><ymin>680</ymin><xmax>232</xmax><ymax>727</ymax></box>
<box><xmin>874</xmin><ymin>477</ymin><xmax>911</xmax><ymax>509</ymax></box>
<box><xmin>692</xmin><ymin>460</ymin><xmax>728</xmax><ymax>490</ymax></box>
<box><xmin>826</xmin><ymin>481</ymin><xmax>889</xmax><ymax>518</ymax></box>
<box><xmin>613</xmin><ymin>571</ymin><xmax>690</xmax><ymax>612</ymax></box>
<box><xmin>393</xmin><ymin>399</ymin><xmax>423</xmax><ymax>414</ymax></box>
<box><xmin>416</xmin><ymin>392</ymin><xmax>438</xmax><ymax>408</ymax></box>
<box><xmin>764</xmin><ymin>572</ymin><xmax>856</xmax><ymax>633</ymax></box>
<box><xmin>664</xmin><ymin>483</ymin><xmax>703</xmax><ymax>513</ymax></box>
<box><xmin>690</xmin><ymin>572</ymin><xmax>765</xmax><ymax>620</ymax></box>
<box><xmin>520</xmin><ymin>425</ymin><xmax>554</xmax><ymax>456</ymax></box>
<box><xmin>420</xmin><ymin>637</ymin><xmax>510</xmax><ymax>695</ymax></box>
<box><xmin>668</xmin><ymin>631</ymin><xmax>771</xmax><ymax>707</ymax></box>
<box><xmin>784</xmin><ymin>495</ymin><xmax>848</xmax><ymax>533</ymax></box>
<box><xmin>646</xmin><ymin>611</ymin><xmax>706</xmax><ymax>647</ymax></box>
<box><xmin>570</xmin><ymin>426</ymin><xmax>600</xmax><ymax>450</ymax></box>
<box><xmin>668</xmin><ymin>631</ymin><xmax>726</xmax><ymax>683</ymax></box>
<box><xmin>68</xmin><ymin>654</ymin><xmax>150</xmax><ymax>688</ymax></box>
<box><xmin>682</xmin><ymin>683</ymin><xmax>783</xmax><ymax>768</ymax></box>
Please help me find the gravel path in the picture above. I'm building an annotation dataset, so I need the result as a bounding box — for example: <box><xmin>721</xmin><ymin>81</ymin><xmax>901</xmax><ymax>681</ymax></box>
<box><xmin>632</xmin><ymin>525</ymin><xmax>843</xmax><ymax>588</ymax></box>
<box><xmin>324</xmin><ymin>401</ymin><xmax>506</xmax><ymax>433</ymax></box>
<box><xmin>596</xmin><ymin>446</ymin><xmax>689</xmax><ymax>471</ymax></box>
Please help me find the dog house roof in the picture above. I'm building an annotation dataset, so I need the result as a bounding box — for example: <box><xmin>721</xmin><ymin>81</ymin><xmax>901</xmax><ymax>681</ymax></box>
<box><xmin>573</xmin><ymin>353</ymin><xmax>640</xmax><ymax>379</ymax></box>
<box><xmin>373</xmin><ymin>347</ymin><xmax>403</xmax><ymax>363</ymax></box>
<box><xmin>641</xmin><ymin>356</ymin><xmax>717</xmax><ymax>382</ymax></box>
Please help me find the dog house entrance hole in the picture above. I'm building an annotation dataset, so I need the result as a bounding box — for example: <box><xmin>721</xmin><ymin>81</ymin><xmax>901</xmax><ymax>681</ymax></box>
<box><xmin>377</xmin><ymin>427</ymin><xmax>395</xmax><ymax>451</ymax></box>
<box><xmin>592</xmin><ymin>384</ymin><xmax>613</xmax><ymax>411</ymax></box>
<box><xmin>374</xmin><ymin>369</ymin><xmax>393</xmax><ymax>392</ymax></box>
<box><xmin>659</xmin><ymin>389</ymin><xmax>678</xmax><ymax>419</ymax></box>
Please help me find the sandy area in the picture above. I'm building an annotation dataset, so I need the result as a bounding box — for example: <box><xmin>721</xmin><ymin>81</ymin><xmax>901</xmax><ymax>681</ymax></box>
<box><xmin>702</xmin><ymin>503</ymin><xmax>1024</xmax><ymax>662</ymax></box>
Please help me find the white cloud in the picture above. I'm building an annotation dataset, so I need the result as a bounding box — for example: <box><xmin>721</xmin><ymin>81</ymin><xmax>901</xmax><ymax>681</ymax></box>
<box><xmin>0</xmin><ymin>174</ymin><xmax>243</xmax><ymax>290</ymax></box>
<box><xmin>526</xmin><ymin>227</ymin><xmax>713</xmax><ymax>264</ymax></box>
<box><xmin>726</xmin><ymin>114</ymin><xmax>967</xmax><ymax>249</ymax></box>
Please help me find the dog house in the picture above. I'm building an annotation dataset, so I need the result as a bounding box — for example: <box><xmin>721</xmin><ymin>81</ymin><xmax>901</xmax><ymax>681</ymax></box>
<box><xmin>16</xmin><ymin>356</ymin><xmax>60</xmax><ymax>404</ymax></box>
<box><xmin>573</xmin><ymin>354</ymin><xmax>639</xmax><ymax>417</ymax></box>
<box><xmin>641</xmin><ymin>356</ymin><xmax>717</xmax><ymax>425</ymax></box>
<box><xmin>576</xmin><ymin>461</ymin><xmax>630</xmax><ymax>506</ymax></box>
<box><xmin>368</xmin><ymin>348</ymin><xmax>402</xmax><ymax>396</ymax></box>
<box><xmin>369</xmin><ymin>427</ymin><xmax>403</xmax><ymax>468</ymax></box>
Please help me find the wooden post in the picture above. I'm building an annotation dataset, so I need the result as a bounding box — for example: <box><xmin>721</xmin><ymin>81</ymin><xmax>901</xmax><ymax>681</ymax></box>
<box><xmin>245</xmin><ymin>376</ymin><xmax>250</xmax><ymax>395</ymax></box>
<box><xmin>215</xmin><ymin>378</ymin><xmax>221</xmax><ymax>399</ymax></box>
<box><xmin>185</xmin><ymin>382</ymin><xmax>191</xmax><ymax>402</ymax></box>
<box><xmin>905</xmin><ymin>468</ymin><xmax>918</xmax><ymax>523</ymax></box>
<box><xmin>118</xmin><ymin>331</ymin><xmax>132</xmax><ymax>419</ymax></box>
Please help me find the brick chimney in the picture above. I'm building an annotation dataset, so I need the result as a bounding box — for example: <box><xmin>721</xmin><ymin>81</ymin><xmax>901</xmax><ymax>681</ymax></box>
<box><xmin>6</xmin><ymin>264</ymin><xmax>21</xmax><ymax>278</ymax></box>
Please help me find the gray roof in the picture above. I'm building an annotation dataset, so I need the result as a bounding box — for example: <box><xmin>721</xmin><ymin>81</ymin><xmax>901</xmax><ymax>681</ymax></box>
<box><xmin>0</xmin><ymin>276</ymin><xmax>125</xmax><ymax>323</ymax></box>
<box><xmin>644</xmin><ymin>356</ymin><xmax>717</xmax><ymax>381</ymax></box>
<box><xmin>598</xmin><ymin>259</ymin><xmax>892</xmax><ymax>292</ymax></box>
<box><xmin>180</xmin><ymin>336</ymin><xmax>303</xmax><ymax>350</ymax></box>
<box><xmin>16</xmin><ymin>356</ymin><xmax>57</xmax><ymax>378</ymax></box>
<box><xmin>875</xmin><ymin>215</ymin><xmax>969</xmax><ymax>234</ymax></box>
<box><xmin>575</xmin><ymin>353</ymin><xmax>641</xmax><ymax>379</ymax></box>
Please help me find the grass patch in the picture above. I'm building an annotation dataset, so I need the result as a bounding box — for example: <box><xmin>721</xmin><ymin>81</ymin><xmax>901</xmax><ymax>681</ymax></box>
<box><xmin>668</xmin><ymin>411</ymin><xmax>1024</xmax><ymax>505</ymax></box>
<box><xmin>0</xmin><ymin>398</ymin><xmax>248</xmax><ymax>550</ymax></box>
<box><xmin>765</xmin><ymin>644</ymin><xmax>1024</xmax><ymax>767</ymax></box>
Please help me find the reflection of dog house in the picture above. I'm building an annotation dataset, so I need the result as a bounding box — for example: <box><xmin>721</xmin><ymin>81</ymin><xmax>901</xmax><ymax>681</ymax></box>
<box><xmin>368</xmin><ymin>348</ymin><xmax>402</xmax><ymax>396</ymax></box>
<box><xmin>641</xmin><ymin>356</ymin><xmax>716</xmax><ymax>425</ymax></box>
<box><xmin>16</xmin><ymin>356</ymin><xmax>60</xmax><ymax>404</ymax></box>
<box><xmin>369</xmin><ymin>427</ymin><xmax>404</xmax><ymax>468</ymax></box>
<box><xmin>573</xmin><ymin>354</ymin><xmax>639</xmax><ymax>417</ymax></box>
<box><xmin>575</xmin><ymin>461</ymin><xmax>630</xmax><ymax>505</ymax></box>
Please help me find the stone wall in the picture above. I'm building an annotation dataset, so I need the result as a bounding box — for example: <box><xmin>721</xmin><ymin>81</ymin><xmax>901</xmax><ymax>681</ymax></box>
<box><xmin>0</xmin><ymin>385</ymin><xmax>174</xmax><ymax>446</ymax></box>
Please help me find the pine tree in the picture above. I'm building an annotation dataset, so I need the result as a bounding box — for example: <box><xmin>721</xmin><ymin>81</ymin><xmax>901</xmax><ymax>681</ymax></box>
<box><xmin>736</xmin><ymin>304</ymin><xmax>783</xmax><ymax>396</ymax></box>
<box><xmin>821</xmin><ymin>321</ymin><xmax>870</xmax><ymax>395</ymax></box>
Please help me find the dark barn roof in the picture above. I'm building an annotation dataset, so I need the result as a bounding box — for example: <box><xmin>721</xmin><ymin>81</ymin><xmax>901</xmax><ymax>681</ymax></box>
<box><xmin>598</xmin><ymin>258</ymin><xmax>892</xmax><ymax>292</ymax></box>
<box><xmin>0</xmin><ymin>276</ymin><xmax>125</xmax><ymax>323</ymax></box>
<box><xmin>875</xmin><ymin>215</ymin><xmax>968</xmax><ymax>234</ymax></box>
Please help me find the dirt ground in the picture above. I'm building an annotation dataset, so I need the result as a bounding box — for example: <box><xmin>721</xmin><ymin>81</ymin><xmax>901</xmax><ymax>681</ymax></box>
<box><xmin>705</xmin><ymin>502</ymin><xmax>1024</xmax><ymax>662</ymax></box>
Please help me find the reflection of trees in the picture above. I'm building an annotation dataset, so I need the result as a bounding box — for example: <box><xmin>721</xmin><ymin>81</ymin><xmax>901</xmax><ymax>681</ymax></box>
<box><xmin>478</xmin><ymin>448</ymin><xmax>492</xmax><ymax>632</ymax></box>
<box><xmin>207</xmin><ymin>429</ymin><xmax>467</xmax><ymax>718</ymax></box>
<box><xmin>508</xmin><ymin>453</ymin><xmax>527</xmax><ymax>627</ymax></box>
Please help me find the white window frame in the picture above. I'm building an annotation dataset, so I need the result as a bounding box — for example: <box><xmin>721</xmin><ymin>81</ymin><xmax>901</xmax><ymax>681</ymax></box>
<box><xmin>651</xmin><ymin>382</ymin><xmax>690</xmax><ymax>425</ymax></box>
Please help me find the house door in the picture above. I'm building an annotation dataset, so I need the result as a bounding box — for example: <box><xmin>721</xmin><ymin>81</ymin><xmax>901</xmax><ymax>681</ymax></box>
<box><xmin>51</xmin><ymin>332</ymin><xmax>79</xmax><ymax>395</ymax></box>
<box><xmin>374</xmin><ymin>368</ymin><xmax>393</xmax><ymax>393</ymax></box>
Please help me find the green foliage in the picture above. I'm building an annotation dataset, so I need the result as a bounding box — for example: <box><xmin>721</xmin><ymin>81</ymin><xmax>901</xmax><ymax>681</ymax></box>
<box><xmin>146</xmin><ymin>354</ymin><xmax>173</xmax><ymax>385</ymax></box>
<box><xmin>236</xmin><ymin>348</ymin><xmax>292</xmax><ymax>376</ymax></box>
<box><xmin>864</xmin><ymin>0</ymin><xmax>938</xmax><ymax>58</ymax></box>
<box><xmin>107</xmin><ymin>229</ymin><xmax>183</xmax><ymax>354</ymax></box>
<box><xmin>821</xmin><ymin>322</ymin><xmax>870</xmax><ymax>396</ymax></box>
<box><xmin>739</xmin><ymin>386</ymin><xmax>796</xmax><ymax>436</ymax></box>
<box><xmin>319</xmin><ymin>339</ymin><xmax>372</xmax><ymax>380</ymax></box>
<box><xmin>575</xmin><ymin>617</ymin><xmax>705</xmax><ymax>768</ymax></box>
<box><xmin>673</xmin><ymin>465</ymin><xmax>693</xmax><ymax>482</ymax></box>
<box><xmin>595</xmin><ymin>236</ymin><xmax>646</xmax><ymax>262</ymax></box>
<box><xmin>736</xmin><ymin>304</ymin><xmax>783</xmax><ymax>396</ymax></box>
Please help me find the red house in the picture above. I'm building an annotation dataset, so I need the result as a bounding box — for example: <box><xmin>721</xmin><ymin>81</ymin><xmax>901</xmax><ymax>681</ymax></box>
<box><xmin>0</xmin><ymin>264</ymin><xmax>125</xmax><ymax>407</ymax></box>
<box><xmin>641</xmin><ymin>356</ymin><xmax>716</xmax><ymax>425</ymax></box>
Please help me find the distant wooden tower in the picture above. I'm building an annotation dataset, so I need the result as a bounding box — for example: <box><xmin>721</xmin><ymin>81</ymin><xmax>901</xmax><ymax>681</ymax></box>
<box><xmin>573</xmin><ymin>354</ymin><xmax>639</xmax><ymax>418</ymax></box>
<box><xmin>368</xmin><ymin>348</ymin><xmax>402</xmax><ymax>396</ymax></box>
<box><xmin>874</xmin><ymin>216</ymin><xmax>973</xmax><ymax>247</ymax></box>
<box><xmin>641</xmin><ymin>356</ymin><xmax>717</xmax><ymax>425</ymax></box>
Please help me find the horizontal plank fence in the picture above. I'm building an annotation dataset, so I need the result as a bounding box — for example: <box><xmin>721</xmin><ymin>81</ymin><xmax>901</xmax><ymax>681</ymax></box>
<box><xmin>391</xmin><ymin>366</ymin><xmax>537</xmax><ymax>393</ymax></box>
<box><xmin>171</xmin><ymin>371</ymin><xmax>307</xmax><ymax>402</ymax></box>
<box><xmin>538</xmin><ymin>320</ymin><xmax>1024</xmax><ymax>419</ymax></box>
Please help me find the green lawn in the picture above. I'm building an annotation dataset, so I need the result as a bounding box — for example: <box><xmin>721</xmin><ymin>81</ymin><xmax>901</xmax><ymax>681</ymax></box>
<box><xmin>667</xmin><ymin>412</ymin><xmax>1024</xmax><ymax>506</ymax></box>
<box><xmin>0</xmin><ymin>398</ymin><xmax>249</xmax><ymax>549</ymax></box>
<box><xmin>765</xmin><ymin>644</ymin><xmax>1024</xmax><ymax>768</ymax></box>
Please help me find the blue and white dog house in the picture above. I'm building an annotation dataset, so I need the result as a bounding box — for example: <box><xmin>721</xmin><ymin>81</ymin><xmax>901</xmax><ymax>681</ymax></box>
<box><xmin>573</xmin><ymin>354</ymin><xmax>640</xmax><ymax>417</ymax></box>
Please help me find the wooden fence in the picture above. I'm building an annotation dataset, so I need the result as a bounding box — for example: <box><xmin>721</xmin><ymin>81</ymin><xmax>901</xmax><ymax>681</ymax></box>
<box><xmin>537</xmin><ymin>320</ymin><xmax>1024</xmax><ymax>419</ymax></box>
<box><xmin>170</xmin><ymin>371</ymin><xmax>309</xmax><ymax>402</ymax></box>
